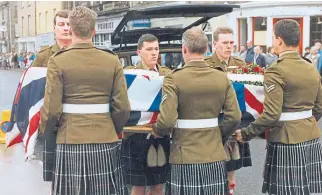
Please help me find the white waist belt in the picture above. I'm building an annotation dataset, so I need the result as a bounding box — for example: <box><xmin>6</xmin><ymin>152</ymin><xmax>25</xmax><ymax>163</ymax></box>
<box><xmin>279</xmin><ymin>110</ymin><xmax>312</xmax><ymax>121</ymax></box>
<box><xmin>63</xmin><ymin>103</ymin><xmax>110</xmax><ymax>114</ymax></box>
<box><xmin>176</xmin><ymin>118</ymin><xmax>218</xmax><ymax>129</ymax></box>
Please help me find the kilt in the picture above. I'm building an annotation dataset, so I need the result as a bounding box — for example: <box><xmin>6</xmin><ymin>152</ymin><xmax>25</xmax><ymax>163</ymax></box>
<box><xmin>165</xmin><ymin>161</ymin><xmax>228</xmax><ymax>195</ymax></box>
<box><xmin>52</xmin><ymin>142</ymin><xmax>127</xmax><ymax>195</ymax></box>
<box><xmin>42</xmin><ymin>129</ymin><xmax>57</xmax><ymax>181</ymax></box>
<box><xmin>262</xmin><ymin>138</ymin><xmax>322</xmax><ymax>195</ymax></box>
<box><xmin>219</xmin><ymin>113</ymin><xmax>252</xmax><ymax>171</ymax></box>
<box><xmin>121</xmin><ymin>133</ymin><xmax>170</xmax><ymax>186</ymax></box>
<box><xmin>225</xmin><ymin>141</ymin><xmax>252</xmax><ymax>171</ymax></box>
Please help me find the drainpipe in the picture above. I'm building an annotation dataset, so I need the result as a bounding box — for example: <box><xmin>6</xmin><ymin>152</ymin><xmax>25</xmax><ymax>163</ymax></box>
<box><xmin>7</xmin><ymin>1</ymin><xmax>12</xmax><ymax>52</ymax></box>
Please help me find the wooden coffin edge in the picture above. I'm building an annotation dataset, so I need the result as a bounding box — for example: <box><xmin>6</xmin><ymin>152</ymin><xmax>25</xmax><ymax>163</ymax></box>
<box><xmin>123</xmin><ymin>125</ymin><xmax>153</xmax><ymax>133</ymax></box>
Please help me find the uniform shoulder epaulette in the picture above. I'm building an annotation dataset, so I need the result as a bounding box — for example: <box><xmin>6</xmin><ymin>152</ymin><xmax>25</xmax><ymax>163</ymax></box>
<box><xmin>204</xmin><ymin>56</ymin><xmax>211</xmax><ymax>61</ymax></box>
<box><xmin>269</xmin><ymin>60</ymin><xmax>279</xmax><ymax>68</ymax></box>
<box><xmin>301</xmin><ymin>56</ymin><xmax>312</xmax><ymax>63</ymax></box>
<box><xmin>96</xmin><ymin>48</ymin><xmax>116</xmax><ymax>56</ymax></box>
<box><xmin>276</xmin><ymin>57</ymin><xmax>284</xmax><ymax>63</ymax></box>
<box><xmin>38</xmin><ymin>45</ymin><xmax>52</xmax><ymax>54</ymax></box>
<box><xmin>232</xmin><ymin>56</ymin><xmax>246</xmax><ymax>65</ymax></box>
<box><xmin>53</xmin><ymin>48</ymin><xmax>70</xmax><ymax>57</ymax></box>
<box><xmin>124</xmin><ymin>65</ymin><xmax>136</xmax><ymax>70</ymax></box>
<box><xmin>172</xmin><ymin>67</ymin><xmax>183</xmax><ymax>74</ymax></box>
<box><xmin>160</xmin><ymin>65</ymin><xmax>170</xmax><ymax>70</ymax></box>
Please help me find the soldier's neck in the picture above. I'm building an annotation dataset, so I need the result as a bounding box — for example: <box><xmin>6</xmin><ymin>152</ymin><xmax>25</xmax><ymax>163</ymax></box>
<box><xmin>141</xmin><ymin>60</ymin><xmax>156</xmax><ymax>70</ymax></box>
<box><xmin>71</xmin><ymin>37</ymin><xmax>92</xmax><ymax>44</ymax></box>
<box><xmin>185</xmin><ymin>54</ymin><xmax>204</xmax><ymax>63</ymax></box>
<box><xmin>278</xmin><ymin>46</ymin><xmax>298</xmax><ymax>55</ymax></box>
<box><xmin>216</xmin><ymin>52</ymin><xmax>229</xmax><ymax>64</ymax></box>
<box><xmin>57</xmin><ymin>39</ymin><xmax>72</xmax><ymax>49</ymax></box>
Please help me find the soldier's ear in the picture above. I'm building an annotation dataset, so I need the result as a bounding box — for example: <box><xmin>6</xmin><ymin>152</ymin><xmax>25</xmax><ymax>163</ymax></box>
<box><xmin>136</xmin><ymin>50</ymin><xmax>140</xmax><ymax>56</ymax></box>
<box><xmin>276</xmin><ymin>37</ymin><xmax>283</xmax><ymax>46</ymax></box>
<box><xmin>213</xmin><ymin>41</ymin><xmax>217</xmax><ymax>49</ymax></box>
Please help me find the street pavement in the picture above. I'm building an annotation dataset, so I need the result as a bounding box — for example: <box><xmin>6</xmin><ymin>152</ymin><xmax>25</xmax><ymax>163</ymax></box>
<box><xmin>0</xmin><ymin>69</ymin><xmax>321</xmax><ymax>195</ymax></box>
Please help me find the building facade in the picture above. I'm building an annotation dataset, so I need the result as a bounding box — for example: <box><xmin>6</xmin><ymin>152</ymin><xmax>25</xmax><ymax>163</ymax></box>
<box><xmin>0</xmin><ymin>1</ymin><xmax>18</xmax><ymax>53</ymax></box>
<box><xmin>88</xmin><ymin>1</ymin><xmax>166</xmax><ymax>48</ymax></box>
<box><xmin>226</xmin><ymin>1</ymin><xmax>322</xmax><ymax>54</ymax></box>
<box><xmin>35</xmin><ymin>1</ymin><xmax>63</xmax><ymax>51</ymax></box>
<box><xmin>17</xmin><ymin>1</ymin><xmax>36</xmax><ymax>53</ymax></box>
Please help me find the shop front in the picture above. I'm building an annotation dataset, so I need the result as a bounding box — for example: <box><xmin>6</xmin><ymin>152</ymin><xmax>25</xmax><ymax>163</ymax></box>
<box><xmin>227</xmin><ymin>1</ymin><xmax>322</xmax><ymax>54</ymax></box>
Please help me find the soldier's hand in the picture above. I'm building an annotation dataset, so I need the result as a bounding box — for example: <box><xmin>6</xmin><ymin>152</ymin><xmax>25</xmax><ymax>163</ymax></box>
<box><xmin>234</xmin><ymin>129</ymin><xmax>244</xmax><ymax>143</ymax></box>
<box><xmin>151</xmin><ymin>123</ymin><xmax>163</xmax><ymax>138</ymax></box>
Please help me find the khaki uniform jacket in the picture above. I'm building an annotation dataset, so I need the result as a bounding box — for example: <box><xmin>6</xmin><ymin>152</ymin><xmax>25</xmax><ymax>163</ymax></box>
<box><xmin>31</xmin><ymin>43</ymin><xmax>61</xmax><ymax>67</ymax></box>
<box><xmin>241</xmin><ymin>51</ymin><xmax>322</xmax><ymax>144</ymax></box>
<box><xmin>40</xmin><ymin>42</ymin><xmax>130</xmax><ymax>144</ymax></box>
<box><xmin>205</xmin><ymin>52</ymin><xmax>246</xmax><ymax>71</ymax></box>
<box><xmin>156</xmin><ymin>60</ymin><xmax>241</xmax><ymax>164</ymax></box>
<box><xmin>123</xmin><ymin>62</ymin><xmax>170</xmax><ymax>138</ymax></box>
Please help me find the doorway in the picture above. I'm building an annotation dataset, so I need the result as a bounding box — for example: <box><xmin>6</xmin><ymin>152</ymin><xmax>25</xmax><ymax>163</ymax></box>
<box><xmin>238</xmin><ymin>18</ymin><xmax>248</xmax><ymax>50</ymax></box>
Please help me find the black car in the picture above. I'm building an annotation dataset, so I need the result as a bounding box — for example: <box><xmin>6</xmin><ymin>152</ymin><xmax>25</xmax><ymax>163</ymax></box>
<box><xmin>110</xmin><ymin>4</ymin><xmax>239</xmax><ymax>69</ymax></box>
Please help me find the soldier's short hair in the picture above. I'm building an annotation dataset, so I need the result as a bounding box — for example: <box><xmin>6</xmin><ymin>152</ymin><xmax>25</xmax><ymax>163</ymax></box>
<box><xmin>69</xmin><ymin>6</ymin><xmax>97</xmax><ymax>39</ymax></box>
<box><xmin>274</xmin><ymin>19</ymin><xmax>300</xmax><ymax>47</ymax></box>
<box><xmin>137</xmin><ymin>34</ymin><xmax>158</xmax><ymax>50</ymax></box>
<box><xmin>182</xmin><ymin>27</ymin><xmax>208</xmax><ymax>54</ymax></box>
<box><xmin>53</xmin><ymin>10</ymin><xmax>70</xmax><ymax>25</ymax></box>
<box><xmin>213</xmin><ymin>27</ymin><xmax>234</xmax><ymax>41</ymax></box>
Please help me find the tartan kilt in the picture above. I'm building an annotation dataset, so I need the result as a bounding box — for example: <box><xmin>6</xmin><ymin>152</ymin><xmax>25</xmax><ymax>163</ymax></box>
<box><xmin>262</xmin><ymin>138</ymin><xmax>322</xmax><ymax>195</ymax></box>
<box><xmin>121</xmin><ymin>133</ymin><xmax>170</xmax><ymax>186</ymax></box>
<box><xmin>225</xmin><ymin>141</ymin><xmax>252</xmax><ymax>171</ymax></box>
<box><xmin>52</xmin><ymin>142</ymin><xmax>127</xmax><ymax>195</ymax></box>
<box><xmin>165</xmin><ymin>161</ymin><xmax>228</xmax><ymax>195</ymax></box>
<box><xmin>42</xmin><ymin>129</ymin><xmax>57</xmax><ymax>181</ymax></box>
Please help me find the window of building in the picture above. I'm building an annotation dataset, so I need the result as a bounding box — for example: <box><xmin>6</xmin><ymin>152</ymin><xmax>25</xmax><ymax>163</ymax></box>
<box><xmin>92</xmin><ymin>33</ymin><xmax>112</xmax><ymax>46</ymax></box>
<box><xmin>310</xmin><ymin>16</ymin><xmax>322</xmax><ymax>46</ymax></box>
<box><xmin>21</xmin><ymin>17</ymin><xmax>24</xmax><ymax>37</ymax></box>
<box><xmin>254</xmin><ymin>17</ymin><xmax>267</xmax><ymax>31</ymax></box>
<box><xmin>14</xmin><ymin>6</ymin><xmax>17</xmax><ymax>18</ymax></box>
<box><xmin>45</xmin><ymin>11</ymin><xmax>48</xmax><ymax>32</ymax></box>
<box><xmin>28</xmin><ymin>15</ymin><xmax>30</xmax><ymax>36</ymax></box>
<box><xmin>39</xmin><ymin>13</ymin><xmax>41</xmax><ymax>33</ymax></box>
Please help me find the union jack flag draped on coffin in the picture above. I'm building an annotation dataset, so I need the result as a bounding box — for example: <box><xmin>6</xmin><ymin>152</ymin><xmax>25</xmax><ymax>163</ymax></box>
<box><xmin>6</xmin><ymin>67</ymin><xmax>264</xmax><ymax>159</ymax></box>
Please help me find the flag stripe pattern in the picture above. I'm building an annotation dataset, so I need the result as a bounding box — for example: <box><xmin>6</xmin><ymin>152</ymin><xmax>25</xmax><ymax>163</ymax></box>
<box><xmin>7</xmin><ymin>68</ymin><xmax>264</xmax><ymax>159</ymax></box>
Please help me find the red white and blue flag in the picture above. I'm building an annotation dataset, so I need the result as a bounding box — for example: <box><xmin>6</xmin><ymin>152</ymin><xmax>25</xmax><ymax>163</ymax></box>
<box><xmin>6</xmin><ymin>68</ymin><xmax>264</xmax><ymax>159</ymax></box>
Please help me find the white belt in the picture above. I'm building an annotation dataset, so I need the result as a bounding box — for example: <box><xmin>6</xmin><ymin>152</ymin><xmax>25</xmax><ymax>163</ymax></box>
<box><xmin>63</xmin><ymin>103</ymin><xmax>110</xmax><ymax>114</ymax></box>
<box><xmin>176</xmin><ymin>118</ymin><xmax>218</xmax><ymax>129</ymax></box>
<box><xmin>279</xmin><ymin>110</ymin><xmax>312</xmax><ymax>121</ymax></box>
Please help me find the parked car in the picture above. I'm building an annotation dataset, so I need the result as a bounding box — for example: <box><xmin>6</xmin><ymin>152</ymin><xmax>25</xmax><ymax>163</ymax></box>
<box><xmin>110</xmin><ymin>4</ymin><xmax>239</xmax><ymax>69</ymax></box>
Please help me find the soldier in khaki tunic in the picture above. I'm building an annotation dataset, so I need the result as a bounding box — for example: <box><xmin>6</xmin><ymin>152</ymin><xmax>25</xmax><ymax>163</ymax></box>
<box><xmin>153</xmin><ymin>27</ymin><xmax>241</xmax><ymax>195</ymax></box>
<box><xmin>32</xmin><ymin>10</ymin><xmax>71</xmax><ymax>68</ymax></box>
<box><xmin>32</xmin><ymin>10</ymin><xmax>72</xmax><ymax>182</ymax></box>
<box><xmin>235</xmin><ymin>19</ymin><xmax>322</xmax><ymax>195</ymax></box>
<box><xmin>121</xmin><ymin>34</ymin><xmax>170</xmax><ymax>195</ymax></box>
<box><xmin>40</xmin><ymin>6</ymin><xmax>130</xmax><ymax>195</ymax></box>
<box><xmin>205</xmin><ymin>27</ymin><xmax>251</xmax><ymax>194</ymax></box>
